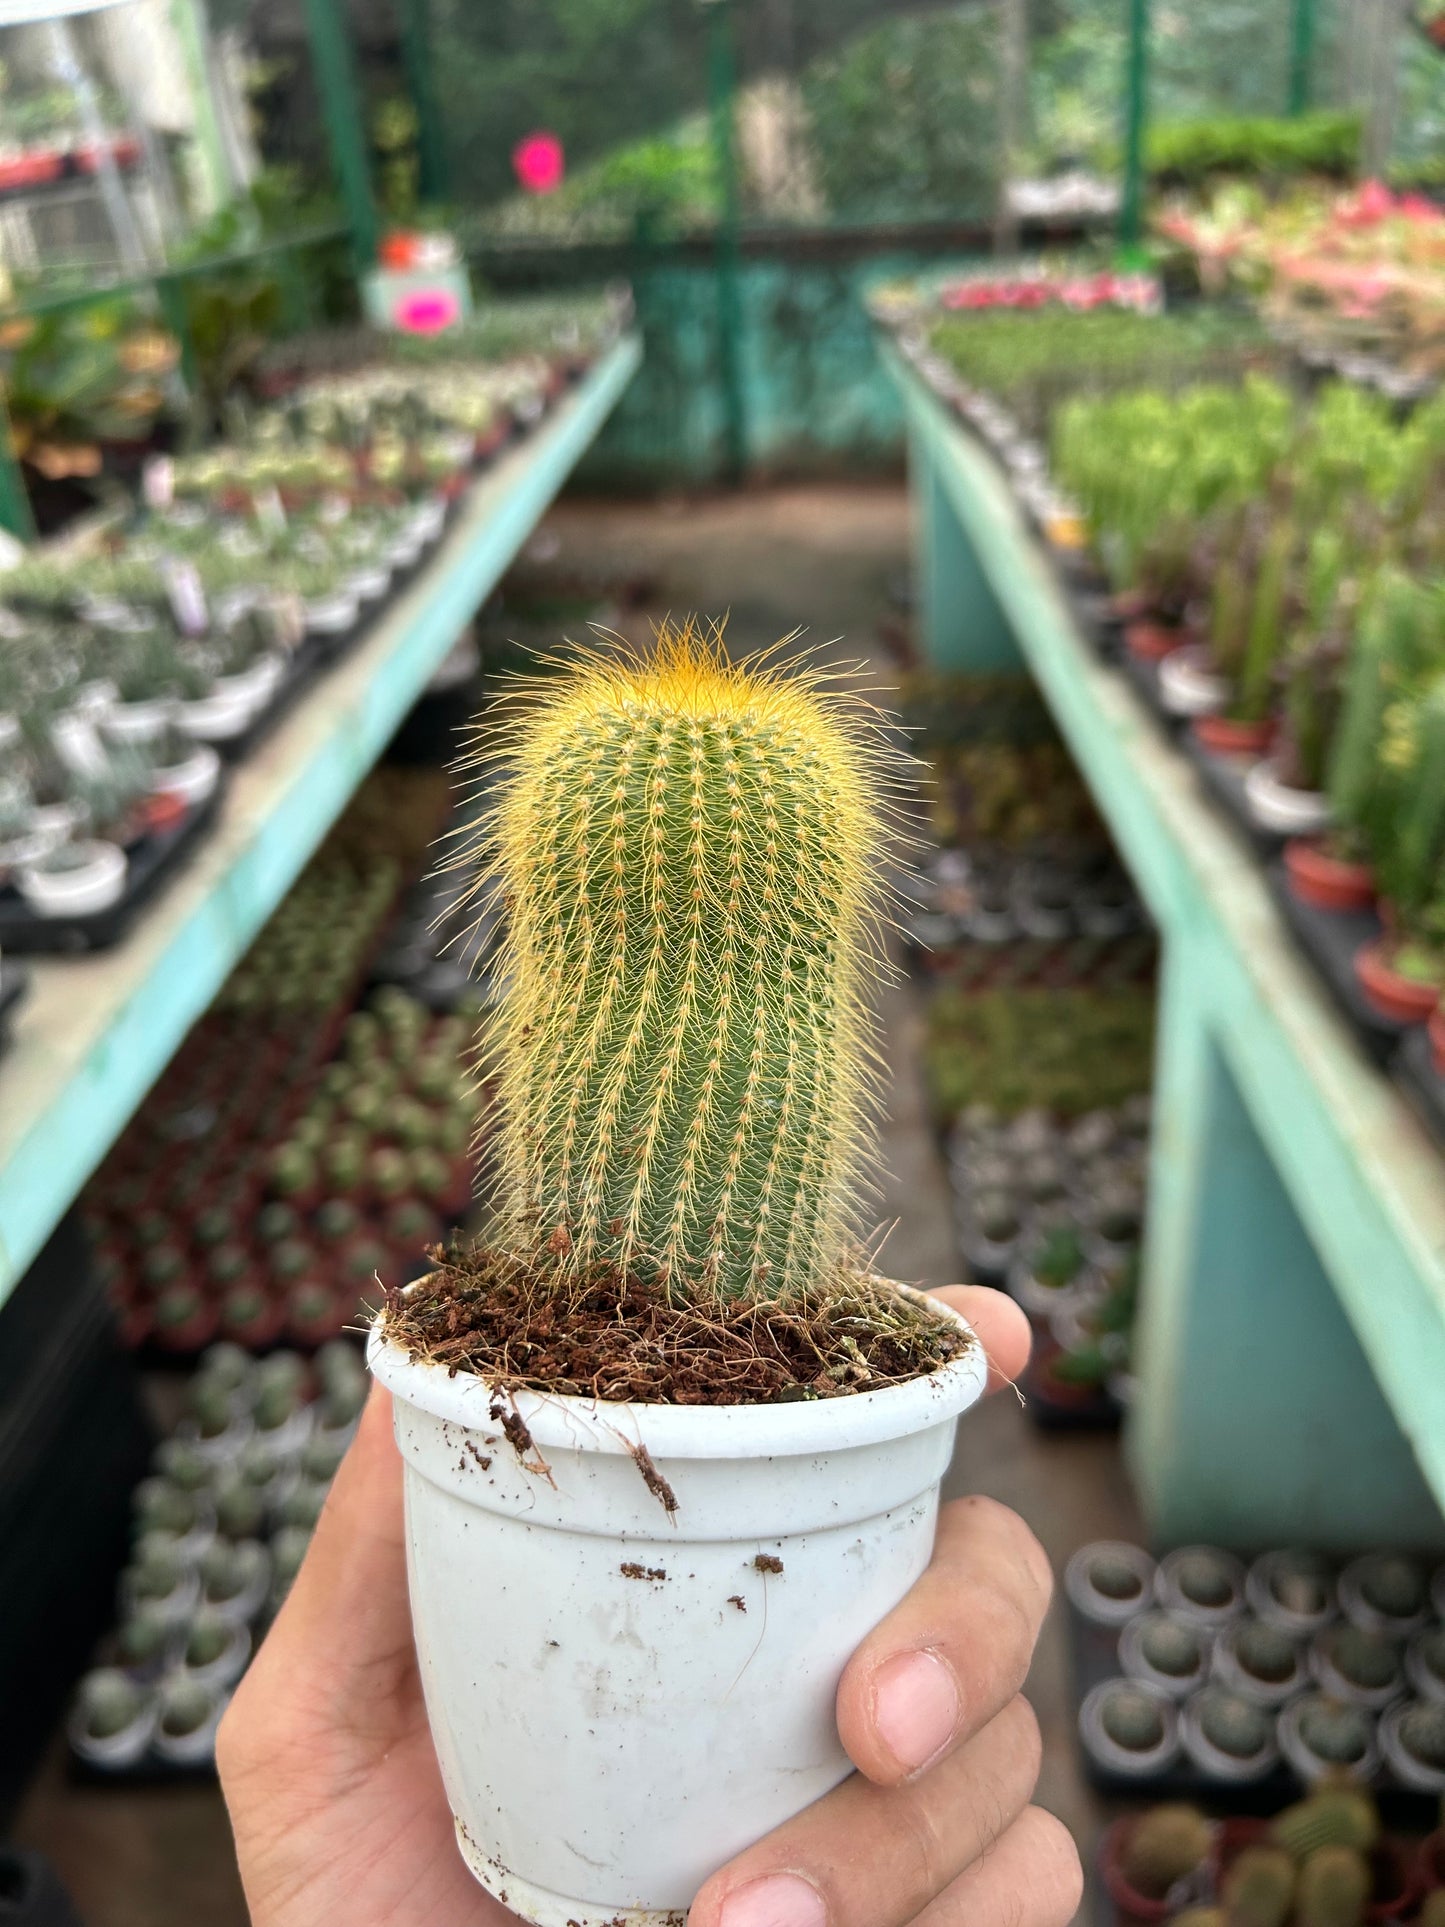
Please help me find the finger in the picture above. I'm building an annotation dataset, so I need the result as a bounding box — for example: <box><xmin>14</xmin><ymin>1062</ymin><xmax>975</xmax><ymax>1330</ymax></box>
<box><xmin>928</xmin><ymin>1285</ymin><xmax>1030</xmax><ymax>1394</ymax></box>
<box><xmin>837</xmin><ymin>1496</ymin><xmax>1052</xmax><ymax>1786</ymax></box>
<box><xmin>908</xmin><ymin>1806</ymin><xmax>1083</xmax><ymax>1927</ymax></box>
<box><xmin>690</xmin><ymin>1696</ymin><xmax>1041</xmax><ymax>1927</ymax></box>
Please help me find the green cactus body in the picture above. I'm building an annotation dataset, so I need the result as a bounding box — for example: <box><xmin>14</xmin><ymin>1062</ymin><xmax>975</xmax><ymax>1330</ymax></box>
<box><xmin>1327</xmin><ymin>579</ymin><xmax>1398</xmax><ymax>832</ymax></box>
<box><xmin>1295</xmin><ymin>1847</ymin><xmax>1370</xmax><ymax>1927</ymax></box>
<box><xmin>1239</xmin><ymin>518</ymin><xmax>1295</xmax><ymax>722</ymax></box>
<box><xmin>1120</xmin><ymin>1804</ymin><xmax>1214</xmax><ymax>1898</ymax></box>
<box><xmin>1221</xmin><ymin>1845</ymin><xmax>1296</xmax><ymax>1927</ymax></box>
<box><xmin>1270</xmin><ymin>1790</ymin><xmax>1380</xmax><ymax>1862</ymax></box>
<box><xmin>475</xmin><ymin>623</ymin><xmax>890</xmax><ymax>1301</ymax></box>
<box><xmin>1392</xmin><ymin>674</ymin><xmax>1445</xmax><ymax>921</ymax></box>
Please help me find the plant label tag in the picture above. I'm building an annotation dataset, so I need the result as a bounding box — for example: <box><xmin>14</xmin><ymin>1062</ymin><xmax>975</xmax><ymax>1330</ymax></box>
<box><xmin>254</xmin><ymin>486</ymin><xmax>287</xmax><ymax>536</ymax></box>
<box><xmin>164</xmin><ymin>559</ymin><xmax>209</xmax><ymax>637</ymax></box>
<box><xmin>143</xmin><ymin>457</ymin><xmax>175</xmax><ymax>511</ymax></box>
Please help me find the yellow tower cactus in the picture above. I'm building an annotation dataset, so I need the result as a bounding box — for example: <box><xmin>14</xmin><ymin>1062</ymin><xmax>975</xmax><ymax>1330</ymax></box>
<box><xmin>467</xmin><ymin>620</ymin><xmax>894</xmax><ymax>1301</ymax></box>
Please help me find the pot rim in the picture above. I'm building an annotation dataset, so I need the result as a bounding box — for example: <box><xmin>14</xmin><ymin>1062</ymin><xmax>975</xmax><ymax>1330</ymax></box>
<box><xmin>368</xmin><ymin>1280</ymin><xmax>986</xmax><ymax>1459</ymax></box>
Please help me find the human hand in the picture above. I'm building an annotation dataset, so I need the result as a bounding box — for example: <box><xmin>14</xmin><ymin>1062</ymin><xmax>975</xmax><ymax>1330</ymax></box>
<box><xmin>218</xmin><ymin>1286</ymin><xmax>1079</xmax><ymax>1927</ymax></box>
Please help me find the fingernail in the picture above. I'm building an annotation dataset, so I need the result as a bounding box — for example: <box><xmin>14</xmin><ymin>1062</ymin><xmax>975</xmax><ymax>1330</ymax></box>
<box><xmin>718</xmin><ymin>1873</ymin><xmax>828</xmax><ymax>1927</ymax></box>
<box><xmin>872</xmin><ymin>1647</ymin><xmax>960</xmax><ymax>1775</ymax></box>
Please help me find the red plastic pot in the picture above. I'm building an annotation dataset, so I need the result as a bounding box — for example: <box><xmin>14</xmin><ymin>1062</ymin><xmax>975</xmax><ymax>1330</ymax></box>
<box><xmin>1417</xmin><ymin>1830</ymin><xmax>1445</xmax><ymax>1897</ymax></box>
<box><xmin>0</xmin><ymin>150</ymin><xmax>64</xmax><ymax>190</ymax></box>
<box><xmin>1367</xmin><ymin>1839</ymin><xmax>1421</xmax><ymax>1923</ymax></box>
<box><xmin>1354</xmin><ymin>938</ymin><xmax>1443</xmax><ymax>1026</ymax></box>
<box><xmin>1285</xmin><ymin>838</ymin><xmax>1377</xmax><ymax>914</ymax></box>
<box><xmin>1193</xmin><ymin>713</ymin><xmax>1276</xmax><ymax>757</ymax></box>
<box><xmin>1125</xmin><ymin>620</ymin><xmax>1183</xmax><ymax>663</ymax></box>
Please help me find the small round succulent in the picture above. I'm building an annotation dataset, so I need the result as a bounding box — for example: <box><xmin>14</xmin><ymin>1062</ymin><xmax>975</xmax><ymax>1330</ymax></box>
<box><xmin>207</xmin><ymin>1242</ymin><xmax>252</xmax><ymax>1289</ymax></box>
<box><xmin>972</xmin><ymin>1191</ymin><xmax>1021</xmax><ymax>1245</ymax></box>
<box><xmin>269</xmin><ymin>1141</ymin><xmax>317</xmax><ymax>1198</ymax></box>
<box><xmin>1139</xmin><ymin>1614</ymin><xmax>1203</xmax><ymax>1679</ymax></box>
<box><xmin>154</xmin><ymin>1282</ymin><xmax>206</xmax><ymax>1331</ymax></box>
<box><xmin>255</xmin><ymin>1201</ymin><xmax>300</xmax><ymax>1246</ymax></box>
<box><xmin>1397</xmin><ymin>1703</ymin><xmax>1445</xmax><ymax>1771</ymax></box>
<box><xmin>343</xmin><ymin>1085</ymin><xmax>384</xmax><ymax>1132</ymax></box>
<box><xmin>200</xmin><ymin>1539</ymin><xmax>263</xmax><ymax>1606</ymax></box>
<box><xmin>318</xmin><ymin>1374</ymin><xmax>366</xmax><ymax>1431</ymax></box>
<box><xmin>186</xmin><ymin>1377</ymin><xmax>236</xmax><ymax>1441</ymax></box>
<box><xmin>431</xmin><ymin>1110</ymin><xmax>471</xmax><ymax>1157</ymax></box>
<box><xmin>130</xmin><ymin>1543</ymin><xmax>186</xmax><ymax>1603</ymax></box>
<box><xmin>1173</xmin><ymin>1549</ymin><xmax>1236</xmax><ymax>1610</ymax></box>
<box><xmin>1089</xmin><ymin>1551</ymin><xmax>1147</xmax><ymax>1605</ymax></box>
<box><xmin>1101</xmin><ymin>1685</ymin><xmax>1166</xmax><ymax>1752</ymax></box>
<box><xmin>315</xmin><ymin>1198</ymin><xmax>361</xmax><ymax>1245</ymax></box>
<box><xmin>79</xmin><ymin>1669</ymin><xmax>146</xmax><ymax>1740</ymax></box>
<box><xmin>158</xmin><ymin>1676</ymin><xmax>214</xmax><ymax>1739</ymax></box>
<box><xmin>368</xmin><ymin>1146</ymin><xmax>410</xmax><ymax>1199</ymax></box>
<box><xmin>276</xmin><ymin>1480</ymin><xmax>328</xmax><ymax>1531</ymax></box>
<box><xmin>1265</xmin><ymin>1551</ymin><xmax>1333</xmax><ymax>1621</ymax></box>
<box><xmin>392</xmin><ymin>1099</ymin><xmax>434</xmax><ymax>1151</ymax></box>
<box><xmin>1234</xmin><ymin>1621</ymin><xmax>1298</xmax><ymax>1685</ymax></box>
<box><xmin>153</xmin><ymin>1438</ymin><xmax>212</xmax><ymax>1493</ymax></box>
<box><xmin>191</xmin><ymin>1205</ymin><xmax>236</xmax><ymax>1250</ymax></box>
<box><xmin>1325</xmin><ymin>1627</ymin><xmax>1401</xmax><ymax>1694</ymax></box>
<box><xmin>116</xmin><ymin>1607</ymin><xmax>171</xmax><ymax>1669</ymax></box>
<box><xmin>213</xmin><ymin>1476</ymin><xmax>266</xmax><ymax>1541</ymax></box>
<box><xmin>253</xmin><ymin>1375</ymin><xmax>302</xmax><ymax>1436</ymax></box>
<box><xmin>134</xmin><ymin>1479</ymin><xmax>200</xmax><ymax>1537</ymax></box>
<box><xmin>1197</xmin><ymin>1687</ymin><xmax>1271</xmax><ymax>1760</ymax></box>
<box><xmin>1299</xmin><ymin>1698</ymin><xmax>1371</xmax><ymax>1765</ymax></box>
<box><xmin>301</xmin><ymin>1429</ymin><xmax>348</xmax><ymax>1484</ymax></box>
<box><xmin>270</xmin><ymin>1525</ymin><xmax>313</xmax><ymax>1602</ymax></box>
<box><xmin>142</xmin><ymin>1244</ymin><xmax>189</xmax><ymax>1293</ymax></box>
<box><xmin>185</xmin><ymin>1610</ymin><xmax>234</xmax><ymax>1671</ymax></box>
<box><xmin>1358</xmin><ymin>1556</ymin><xmax>1426</xmax><ymax>1623</ymax></box>
<box><xmin>257</xmin><ymin>1349</ymin><xmax>308</xmax><ymax>1397</ymax></box>
<box><xmin>197</xmin><ymin>1342</ymin><xmax>254</xmax><ymax>1392</ymax></box>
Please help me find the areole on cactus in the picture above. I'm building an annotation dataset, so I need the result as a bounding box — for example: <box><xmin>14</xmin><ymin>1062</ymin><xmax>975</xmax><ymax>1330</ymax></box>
<box><xmin>458</xmin><ymin>616</ymin><xmax>899</xmax><ymax>1304</ymax></box>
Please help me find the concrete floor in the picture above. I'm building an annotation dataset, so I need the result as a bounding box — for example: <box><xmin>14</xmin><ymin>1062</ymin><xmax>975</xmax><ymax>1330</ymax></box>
<box><xmin>14</xmin><ymin>483</ymin><xmax>1141</xmax><ymax>1926</ymax></box>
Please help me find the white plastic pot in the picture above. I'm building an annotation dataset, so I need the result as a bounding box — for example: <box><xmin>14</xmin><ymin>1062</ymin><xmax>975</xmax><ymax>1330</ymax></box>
<box><xmin>347</xmin><ymin>564</ymin><xmax>391</xmax><ymax>604</ymax></box>
<box><xmin>150</xmin><ymin>744</ymin><xmax>221</xmax><ymax>809</ymax></box>
<box><xmin>18</xmin><ymin>840</ymin><xmax>127</xmax><ymax>917</ymax></box>
<box><xmin>105</xmin><ymin>697</ymin><xmax>174</xmax><ymax>745</ymax></box>
<box><xmin>306</xmin><ymin>590</ymin><xmax>361</xmax><ymax>636</ymax></box>
<box><xmin>368</xmin><ymin>1287</ymin><xmax>986</xmax><ymax>1927</ymax></box>
<box><xmin>1157</xmin><ymin>645</ymin><xmax>1228</xmax><ymax>719</ymax></box>
<box><xmin>1243</xmin><ymin>759</ymin><xmax>1331</xmax><ymax>837</ymax></box>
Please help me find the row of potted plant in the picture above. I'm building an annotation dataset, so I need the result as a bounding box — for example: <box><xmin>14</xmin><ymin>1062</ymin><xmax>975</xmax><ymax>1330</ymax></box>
<box><xmin>68</xmin><ymin>1340</ymin><xmax>366</xmax><ymax>1776</ymax></box>
<box><xmin>948</xmin><ymin>1100</ymin><xmax>1147</xmax><ymax>1428</ymax></box>
<box><xmin>1049</xmin><ymin>373</ymin><xmax>1445</xmax><ymax>1050</ymax></box>
<box><xmin>1102</xmin><ymin>1786</ymin><xmax>1444</xmax><ymax>1927</ymax></box>
<box><xmin>1067</xmin><ymin>1540</ymin><xmax>1445</xmax><ymax>1800</ymax></box>
<box><xmin>1157</xmin><ymin>179</ymin><xmax>1445</xmax><ymax>390</ymax></box>
<box><xmin>867</xmin><ymin>266</ymin><xmax>1161</xmax><ymax>336</ymax></box>
<box><xmin>86</xmin><ymin>971</ymin><xmax>476</xmax><ymax>1356</ymax></box>
<box><xmin>0</xmin><ymin>319</ymin><xmax>603</xmax><ymax>926</ymax></box>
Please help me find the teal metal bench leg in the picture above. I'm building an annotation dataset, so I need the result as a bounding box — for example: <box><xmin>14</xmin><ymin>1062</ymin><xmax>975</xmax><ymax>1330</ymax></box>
<box><xmin>1129</xmin><ymin>941</ymin><xmax>1444</xmax><ymax>1551</ymax></box>
<box><xmin>910</xmin><ymin>427</ymin><xmax>1021</xmax><ymax>673</ymax></box>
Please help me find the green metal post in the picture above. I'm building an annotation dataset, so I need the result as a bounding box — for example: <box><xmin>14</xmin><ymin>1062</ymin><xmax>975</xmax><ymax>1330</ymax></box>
<box><xmin>1120</xmin><ymin>0</ymin><xmax>1150</xmax><ymax>255</ymax></box>
<box><xmin>704</xmin><ymin>0</ymin><xmax>747</xmax><ymax>484</ymax></box>
<box><xmin>0</xmin><ymin>405</ymin><xmax>35</xmax><ymax>542</ymax></box>
<box><xmin>396</xmin><ymin>0</ymin><xmax>450</xmax><ymax>204</ymax></box>
<box><xmin>300</xmin><ymin>0</ymin><xmax>381</xmax><ymax>270</ymax></box>
<box><xmin>1289</xmin><ymin>0</ymin><xmax>1316</xmax><ymax>114</ymax></box>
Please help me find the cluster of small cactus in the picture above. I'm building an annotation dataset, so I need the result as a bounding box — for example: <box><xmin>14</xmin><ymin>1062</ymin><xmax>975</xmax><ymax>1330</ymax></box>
<box><xmin>472</xmin><ymin>622</ymin><xmax>895</xmax><ymax>1301</ymax></box>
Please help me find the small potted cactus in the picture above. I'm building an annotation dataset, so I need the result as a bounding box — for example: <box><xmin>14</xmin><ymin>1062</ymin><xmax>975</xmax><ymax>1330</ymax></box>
<box><xmin>368</xmin><ymin>629</ymin><xmax>988</xmax><ymax>1924</ymax></box>
<box><xmin>1100</xmin><ymin>1804</ymin><xmax>1214</xmax><ymax>1925</ymax></box>
<box><xmin>1179</xmin><ymin>1683</ymin><xmax>1279</xmax><ymax>1782</ymax></box>
<box><xmin>1078</xmin><ymin>1677</ymin><xmax>1181</xmax><ymax>1778</ymax></box>
<box><xmin>1118</xmin><ymin>1610</ymin><xmax>1208</xmax><ymax>1699</ymax></box>
<box><xmin>69</xmin><ymin>1669</ymin><xmax>156</xmax><ymax>1771</ymax></box>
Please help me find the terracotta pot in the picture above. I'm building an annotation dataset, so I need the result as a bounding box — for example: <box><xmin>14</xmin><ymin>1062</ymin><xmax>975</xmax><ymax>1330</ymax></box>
<box><xmin>1193</xmin><ymin>713</ymin><xmax>1276</xmax><ymax>757</ymax></box>
<box><xmin>1209</xmin><ymin>1817</ymin><xmax>1269</xmax><ymax>1893</ymax></box>
<box><xmin>1354</xmin><ymin>939</ymin><xmax>1442</xmax><ymax>1026</ymax></box>
<box><xmin>1430</xmin><ymin>1005</ymin><xmax>1445</xmax><ymax>1079</ymax></box>
<box><xmin>1367</xmin><ymin>1839</ymin><xmax>1421</xmax><ymax>1924</ymax></box>
<box><xmin>1417</xmin><ymin>1830</ymin><xmax>1445</xmax><ymax>1897</ymax></box>
<box><xmin>1285</xmin><ymin>839</ymin><xmax>1377</xmax><ymax>914</ymax></box>
<box><xmin>1097</xmin><ymin>1816</ymin><xmax>1178</xmax><ymax>1926</ymax></box>
<box><xmin>1125</xmin><ymin>620</ymin><xmax>1184</xmax><ymax>663</ymax></box>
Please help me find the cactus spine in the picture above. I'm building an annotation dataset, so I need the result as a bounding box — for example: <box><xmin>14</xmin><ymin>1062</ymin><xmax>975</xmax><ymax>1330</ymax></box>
<box><xmin>1294</xmin><ymin>1848</ymin><xmax>1370</xmax><ymax>1927</ymax></box>
<box><xmin>473</xmin><ymin>622</ymin><xmax>891</xmax><ymax>1300</ymax></box>
<box><xmin>1221</xmin><ymin>1845</ymin><xmax>1296</xmax><ymax>1927</ymax></box>
<box><xmin>1120</xmin><ymin>1805</ymin><xmax>1214</xmax><ymax>1898</ymax></box>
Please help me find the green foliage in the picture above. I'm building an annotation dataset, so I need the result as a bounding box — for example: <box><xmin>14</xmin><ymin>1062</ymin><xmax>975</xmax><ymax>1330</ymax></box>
<box><xmin>932</xmin><ymin>307</ymin><xmax>1278</xmax><ymax>441</ymax></box>
<box><xmin>1146</xmin><ymin>112</ymin><xmax>1361</xmax><ymax>188</ymax></box>
<box><xmin>800</xmin><ymin>9</ymin><xmax>999</xmax><ymax>223</ymax></box>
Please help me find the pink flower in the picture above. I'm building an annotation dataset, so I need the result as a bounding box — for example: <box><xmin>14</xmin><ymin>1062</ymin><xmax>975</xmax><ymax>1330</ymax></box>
<box><xmin>394</xmin><ymin>287</ymin><xmax>462</xmax><ymax>334</ymax></box>
<box><xmin>513</xmin><ymin>132</ymin><xmax>564</xmax><ymax>196</ymax></box>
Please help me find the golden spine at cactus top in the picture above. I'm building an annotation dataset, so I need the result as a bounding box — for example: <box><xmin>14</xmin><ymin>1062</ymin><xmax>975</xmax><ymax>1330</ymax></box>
<box><xmin>462</xmin><ymin>619</ymin><xmax>898</xmax><ymax>1301</ymax></box>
